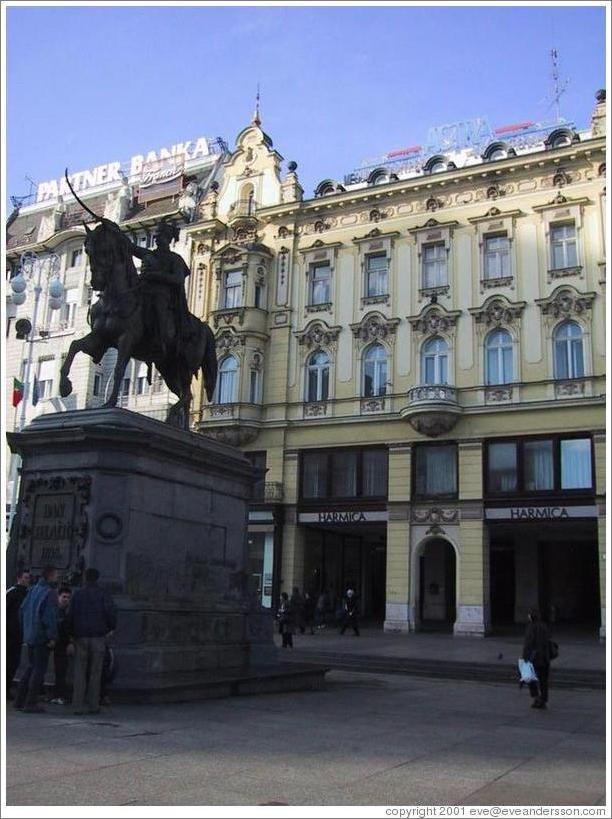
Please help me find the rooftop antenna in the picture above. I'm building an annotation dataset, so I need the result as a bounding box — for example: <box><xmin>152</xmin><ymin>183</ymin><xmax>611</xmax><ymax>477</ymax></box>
<box><xmin>548</xmin><ymin>47</ymin><xmax>569</xmax><ymax>123</ymax></box>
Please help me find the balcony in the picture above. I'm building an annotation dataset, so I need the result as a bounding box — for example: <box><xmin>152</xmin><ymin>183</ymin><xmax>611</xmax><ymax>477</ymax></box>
<box><xmin>400</xmin><ymin>384</ymin><xmax>462</xmax><ymax>437</ymax></box>
<box><xmin>227</xmin><ymin>198</ymin><xmax>258</xmax><ymax>232</ymax></box>
<box><xmin>198</xmin><ymin>402</ymin><xmax>262</xmax><ymax>446</ymax></box>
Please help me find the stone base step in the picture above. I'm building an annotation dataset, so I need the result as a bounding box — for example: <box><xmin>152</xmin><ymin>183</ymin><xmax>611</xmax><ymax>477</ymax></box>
<box><xmin>285</xmin><ymin>651</ymin><xmax>604</xmax><ymax>690</ymax></box>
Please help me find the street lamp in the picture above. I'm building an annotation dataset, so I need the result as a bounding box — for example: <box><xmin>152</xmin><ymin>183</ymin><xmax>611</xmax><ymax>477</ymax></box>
<box><xmin>7</xmin><ymin>250</ymin><xmax>63</xmax><ymax>531</ymax></box>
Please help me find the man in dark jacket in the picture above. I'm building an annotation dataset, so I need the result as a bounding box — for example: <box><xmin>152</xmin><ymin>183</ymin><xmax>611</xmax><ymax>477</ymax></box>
<box><xmin>6</xmin><ymin>569</ymin><xmax>31</xmax><ymax>699</ymax></box>
<box><xmin>339</xmin><ymin>589</ymin><xmax>360</xmax><ymax>636</ymax></box>
<box><xmin>14</xmin><ymin>566</ymin><xmax>58</xmax><ymax>713</ymax></box>
<box><xmin>50</xmin><ymin>586</ymin><xmax>72</xmax><ymax>705</ymax></box>
<box><xmin>522</xmin><ymin>609</ymin><xmax>552</xmax><ymax>709</ymax></box>
<box><xmin>67</xmin><ymin>568</ymin><xmax>117</xmax><ymax>715</ymax></box>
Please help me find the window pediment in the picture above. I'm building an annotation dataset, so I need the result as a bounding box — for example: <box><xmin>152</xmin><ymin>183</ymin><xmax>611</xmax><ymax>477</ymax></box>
<box><xmin>536</xmin><ymin>286</ymin><xmax>595</xmax><ymax>319</ymax></box>
<box><xmin>469</xmin><ymin>296</ymin><xmax>526</xmax><ymax>329</ymax></box>
<box><xmin>294</xmin><ymin>320</ymin><xmax>341</xmax><ymax>350</ymax></box>
<box><xmin>350</xmin><ymin>312</ymin><xmax>400</xmax><ymax>344</ymax></box>
<box><xmin>407</xmin><ymin>304</ymin><xmax>461</xmax><ymax>336</ymax></box>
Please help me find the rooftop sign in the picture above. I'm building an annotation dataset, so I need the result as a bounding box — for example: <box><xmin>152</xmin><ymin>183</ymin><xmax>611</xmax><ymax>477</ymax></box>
<box><xmin>36</xmin><ymin>137</ymin><xmax>222</xmax><ymax>204</ymax></box>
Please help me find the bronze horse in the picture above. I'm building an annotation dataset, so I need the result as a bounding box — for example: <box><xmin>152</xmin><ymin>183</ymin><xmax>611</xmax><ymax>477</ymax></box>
<box><xmin>59</xmin><ymin>178</ymin><xmax>217</xmax><ymax>429</ymax></box>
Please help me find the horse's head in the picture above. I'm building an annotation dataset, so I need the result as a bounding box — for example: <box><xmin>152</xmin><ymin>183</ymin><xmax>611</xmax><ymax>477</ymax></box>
<box><xmin>84</xmin><ymin>221</ymin><xmax>132</xmax><ymax>292</ymax></box>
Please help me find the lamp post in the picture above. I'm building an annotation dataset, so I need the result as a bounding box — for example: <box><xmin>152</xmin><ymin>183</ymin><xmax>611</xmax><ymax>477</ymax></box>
<box><xmin>7</xmin><ymin>250</ymin><xmax>63</xmax><ymax>532</ymax></box>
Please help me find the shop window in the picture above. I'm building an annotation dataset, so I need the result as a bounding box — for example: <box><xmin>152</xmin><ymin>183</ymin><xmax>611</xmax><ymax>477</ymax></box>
<box><xmin>560</xmin><ymin>439</ymin><xmax>592</xmax><ymax>489</ymax></box>
<box><xmin>550</xmin><ymin>222</ymin><xmax>577</xmax><ymax>269</ymax></box>
<box><xmin>365</xmin><ymin>253</ymin><xmax>388</xmax><ymax>297</ymax></box>
<box><xmin>553</xmin><ymin>321</ymin><xmax>584</xmax><ymax>379</ymax></box>
<box><xmin>363</xmin><ymin>449</ymin><xmax>388</xmax><ymax>496</ymax></box>
<box><xmin>414</xmin><ymin>444</ymin><xmax>457</xmax><ymax>499</ymax></box>
<box><xmin>421</xmin><ymin>336</ymin><xmax>448</xmax><ymax>385</ymax></box>
<box><xmin>217</xmin><ymin>356</ymin><xmax>238</xmax><ymax>403</ymax></box>
<box><xmin>422</xmin><ymin>242</ymin><xmax>447</xmax><ymax>289</ymax></box>
<box><xmin>487</xmin><ymin>441</ymin><xmax>518</xmax><ymax>493</ymax></box>
<box><xmin>524</xmin><ymin>439</ymin><xmax>554</xmax><ymax>491</ymax></box>
<box><xmin>306</xmin><ymin>350</ymin><xmax>330</xmax><ymax>402</ymax></box>
<box><xmin>224</xmin><ymin>270</ymin><xmax>242</xmax><ymax>308</ymax></box>
<box><xmin>363</xmin><ymin>343</ymin><xmax>388</xmax><ymax>397</ymax></box>
<box><xmin>309</xmin><ymin>262</ymin><xmax>331</xmax><ymax>306</ymax></box>
<box><xmin>485</xmin><ymin>329</ymin><xmax>513</xmax><ymax>385</ymax></box>
<box><xmin>483</xmin><ymin>234</ymin><xmax>510</xmax><ymax>280</ymax></box>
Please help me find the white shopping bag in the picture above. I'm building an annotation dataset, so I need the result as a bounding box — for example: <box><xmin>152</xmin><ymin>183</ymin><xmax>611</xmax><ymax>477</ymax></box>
<box><xmin>518</xmin><ymin>658</ymin><xmax>538</xmax><ymax>683</ymax></box>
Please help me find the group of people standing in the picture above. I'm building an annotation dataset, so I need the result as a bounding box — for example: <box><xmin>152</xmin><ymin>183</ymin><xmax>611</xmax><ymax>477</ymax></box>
<box><xmin>276</xmin><ymin>586</ymin><xmax>360</xmax><ymax>648</ymax></box>
<box><xmin>6</xmin><ymin>566</ymin><xmax>117</xmax><ymax>715</ymax></box>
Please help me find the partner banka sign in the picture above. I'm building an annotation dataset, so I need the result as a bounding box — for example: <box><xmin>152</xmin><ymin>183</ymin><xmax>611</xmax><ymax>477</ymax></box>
<box><xmin>298</xmin><ymin>510</ymin><xmax>388</xmax><ymax>524</ymax></box>
<box><xmin>36</xmin><ymin>137</ymin><xmax>213</xmax><ymax>203</ymax></box>
<box><xmin>485</xmin><ymin>505</ymin><xmax>598</xmax><ymax>521</ymax></box>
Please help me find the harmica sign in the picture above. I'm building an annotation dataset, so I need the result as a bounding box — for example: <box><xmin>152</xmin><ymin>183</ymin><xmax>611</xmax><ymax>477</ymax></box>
<box><xmin>486</xmin><ymin>505</ymin><xmax>598</xmax><ymax>521</ymax></box>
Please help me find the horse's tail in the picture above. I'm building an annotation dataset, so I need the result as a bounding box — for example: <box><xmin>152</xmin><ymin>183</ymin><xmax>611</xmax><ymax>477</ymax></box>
<box><xmin>201</xmin><ymin>322</ymin><xmax>217</xmax><ymax>402</ymax></box>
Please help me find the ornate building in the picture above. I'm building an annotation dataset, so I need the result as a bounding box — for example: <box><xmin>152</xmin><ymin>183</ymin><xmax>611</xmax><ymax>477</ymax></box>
<box><xmin>186</xmin><ymin>92</ymin><xmax>606</xmax><ymax>637</ymax></box>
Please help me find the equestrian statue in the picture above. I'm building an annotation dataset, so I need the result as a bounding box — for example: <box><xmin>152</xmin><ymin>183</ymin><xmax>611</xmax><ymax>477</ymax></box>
<box><xmin>59</xmin><ymin>170</ymin><xmax>217</xmax><ymax>430</ymax></box>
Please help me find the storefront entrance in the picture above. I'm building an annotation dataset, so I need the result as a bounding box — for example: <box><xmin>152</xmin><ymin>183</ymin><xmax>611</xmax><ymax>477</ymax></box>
<box><xmin>417</xmin><ymin>538</ymin><xmax>457</xmax><ymax>631</ymax></box>
<box><xmin>301</xmin><ymin>525</ymin><xmax>387</xmax><ymax>621</ymax></box>
<box><xmin>488</xmin><ymin>521</ymin><xmax>600</xmax><ymax>630</ymax></box>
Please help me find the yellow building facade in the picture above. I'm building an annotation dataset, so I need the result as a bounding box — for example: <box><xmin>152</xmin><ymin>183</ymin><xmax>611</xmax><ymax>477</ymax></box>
<box><xmin>183</xmin><ymin>94</ymin><xmax>605</xmax><ymax>637</ymax></box>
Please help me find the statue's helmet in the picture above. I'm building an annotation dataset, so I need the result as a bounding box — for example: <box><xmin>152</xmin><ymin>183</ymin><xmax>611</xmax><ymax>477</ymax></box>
<box><xmin>155</xmin><ymin>221</ymin><xmax>180</xmax><ymax>244</ymax></box>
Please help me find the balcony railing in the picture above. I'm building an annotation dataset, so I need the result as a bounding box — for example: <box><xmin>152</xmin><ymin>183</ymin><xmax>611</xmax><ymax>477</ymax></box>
<box><xmin>407</xmin><ymin>384</ymin><xmax>458</xmax><ymax>406</ymax></box>
<box><xmin>229</xmin><ymin>198</ymin><xmax>257</xmax><ymax>218</ymax></box>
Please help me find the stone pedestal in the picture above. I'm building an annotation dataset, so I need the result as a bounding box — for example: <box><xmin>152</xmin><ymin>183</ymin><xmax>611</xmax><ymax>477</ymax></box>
<box><xmin>7</xmin><ymin>409</ymin><xmax>305</xmax><ymax>696</ymax></box>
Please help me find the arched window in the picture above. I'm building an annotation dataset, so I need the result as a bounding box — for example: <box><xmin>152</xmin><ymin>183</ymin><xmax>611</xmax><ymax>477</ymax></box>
<box><xmin>240</xmin><ymin>183</ymin><xmax>255</xmax><ymax>215</ymax></box>
<box><xmin>363</xmin><ymin>344</ymin><xmax>388</xmax><ymax>397</ymax></box>
<box><xmin>306</xmin><ymin>350</ymin><xmax>330</xmax><ymax>402</ymax></box>
<box><xmin>421</xmin><ymin>336</ymin><xmax>448</xmax><ymax>385</ymax></box>
<box><xmin>485</xmin><ymin>329</ymin><xmax>513</xmax><ymax>385</ymax></box>
<box><xmin>554</xmin><ymin>321</ymin><xmax>584</xmax><ymax>379</ymax></box>
<box><xmin>217</xmin><ymin>356</ymin><xmax>238</xmax><ymax>403</ymax></box>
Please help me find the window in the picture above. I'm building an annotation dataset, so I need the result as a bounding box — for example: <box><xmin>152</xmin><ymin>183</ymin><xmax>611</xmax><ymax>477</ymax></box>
<box><xmin>430</xmin><ymin>160</ymin><xmax>446</xmax><ymax>174</ymax></box>
<box><xmin>422</xmin><ymin>242</ymin><xmax>447</xmax><ymax>289</ymax></box>
<box><xmin>136</xmin><ymin>362</ymin><xmax>149</xmax><ymax>395</ymax></box>
<box><xmin>550</xmin><ymin>223</ymin><xmax>577</xmax><ymax>269</ymax></box>
<box><xmin>489</xmin><ymin>148</ymin><xmax>507</xmax><ymax>161</ymax></box>
<box><xmin>62</xmin><ymin>288</ymin><xmax>79</xmax><ymax>328</ymax></box>
<box><xmin>138</xmin><ymin>235</ymin><xmax>148</xmax><ymax>247</ymax></box>
<box><xmin>485</xmin><ymin>329</ymin><xmax>513</xmax><ymax>385</ymax></box>
<box><xmin>363</xmin><ymin>449</ymin><xmax>388</xmax><ymax>496</ymax></box>
<box><xmin>422</xmin><ymin>336</ymin><xmax>448</xmax><ymax>385</ymax></box>
<box><xmin>365</xmin><ymin>253</ymin><xmax>388</xmax><ymax>297</ymax></box>
<box><xmin>301</xmin><ymin>448</ymin><xmax>388</xmax><ymax>500</ymax></box>
<box><xmin>483</xmin><ymin>234</ymin><xmax>510</xmax><ymax>280</ymax></box>
<box><xmin>245</xmin><ymin>451</ymin><xmax>266</xmax><ymax>500</ymax></box>
<box><xmin>249</xmin><ymin>369</ymin><xmax>259</xmax><ymax>403</ymax></box>
<box><xmin>37</xmin><ymin>358</ymin><xmax>55</xmax><ymax>400</ymax></box>
<box><xmin>309</xmin><ymin>262</ymin><xmax>331</xmax><ymax>305</ymax></box>
<box><xmin>306</xmin><ymin>351</ymin><xmax>330</xmax><ymax>402</ymax></box>
<box><xmin>93</xmin><ymin>373</ymin><xmax>102</xmax><ymax>397</ymax></box>
<box><xmin>414</xmin><ymin>444</ymin><xmax>457</xmax><ymax>499</ymax></box>
<box><xmin>524</xmin><ymin>440</ymin><xmax>554</xmax><ymax>491</ymax></box>
<box><xmin>560</xmin><ymin>439</ymin><xmax>592</xmax><ymax>489</ymax></box>
<box><xmin>254</xmin><ymin>283</ymin><xmax>263</xmax><ymax>309</ymax></box>
<box><xmin>69</xmin><ymin>248</ymin><xmax>83</xmax><ymax>268</ymax></box>
<box><xmin>486</xmin><ymin>436</ymin><xmax>593</xmax><ymax>495</ymax></box>
<box><xmin>332</xmin><ymin>451</ymin><xmax>358</xmax><ymax>497</ymax></box>
<box><xmin>121</xmin><ymin>377</ymin><xmax>131</xmax><ymax>396</ymax></box>
<box><xmin>553</xmin><ymin>321</ymin><xmax>584</xmax><ymax>379</ymax></box>
<box><xmin>224</xmin><ymin>270</ymin><xmax>242</xmax><ymax>309</ymax></box>
<box><xmin>487</xmin><ymin>442</ymin><xmax>518</xmax><ymax>493</ymax></box>
<box><xmin>217</xmin><ymin>356</ymin><xmax>238</xmax><ymax>403</ymax></box>
<box><xmin>363</xmin><ymin>344</ymin><xmax>388</xmax><ymax>397</ymax></box>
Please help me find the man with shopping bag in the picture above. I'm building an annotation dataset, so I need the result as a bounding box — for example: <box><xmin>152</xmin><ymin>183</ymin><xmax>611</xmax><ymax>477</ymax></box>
<box><xmin>522</xmin><ymin>609</ymin><xmax>554</xmax><ymax>710</ymax></box>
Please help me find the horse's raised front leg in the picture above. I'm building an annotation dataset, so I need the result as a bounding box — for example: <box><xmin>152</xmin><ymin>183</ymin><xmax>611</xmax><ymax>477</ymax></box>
<box><xmin>103</xmin><ymin>334</ymin><xmax>133</xmax><ymax>408</ymax></box>
<box><xmin>60</xmin><ymin>333</ymin><xmax>106</xmax><ymax>397</ymax></box>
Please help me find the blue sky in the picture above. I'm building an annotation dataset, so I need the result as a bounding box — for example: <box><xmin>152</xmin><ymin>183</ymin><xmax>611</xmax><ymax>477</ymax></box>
<box><xmin>6</xmin><ymin>3</ymin><xmax>607</xmax><ymax>206</ymax></box>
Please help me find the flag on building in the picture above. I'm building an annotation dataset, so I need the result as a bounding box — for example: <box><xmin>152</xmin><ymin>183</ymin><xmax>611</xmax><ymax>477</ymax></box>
<box><xmin>12</xmin><ymin>377</ymin><xmax>24</xmax><ymax>407</ymax></box>
<box><xmin>32</xmin><ymin>375</ymin><xmax>40</xmax><ymax>407</ymax></box>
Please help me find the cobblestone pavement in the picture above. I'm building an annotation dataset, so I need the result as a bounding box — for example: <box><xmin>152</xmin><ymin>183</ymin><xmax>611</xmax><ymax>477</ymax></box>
<box><xmin>4</xmin><ymin>671</ymin><xmax>607</xmax><ymax>808</ymax></box>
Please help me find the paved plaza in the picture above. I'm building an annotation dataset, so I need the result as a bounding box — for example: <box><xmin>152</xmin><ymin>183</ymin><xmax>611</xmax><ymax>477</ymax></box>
<box><xmin>5</xmin><ymin>670</ymin><xmax>606</xmax><ymax>807</ymax></box>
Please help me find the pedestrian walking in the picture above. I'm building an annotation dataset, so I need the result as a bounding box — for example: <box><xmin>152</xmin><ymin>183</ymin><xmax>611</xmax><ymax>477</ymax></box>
<box><xmin>277</xmin><ymin>592</ymin><xmax>295</xmax><ymax>648</ymax></box>
<box><xmin>13</xmin><ymin>566</ymin><xmax>58</xmax><ymax>713</ymax></box>
<box><xmin>522</xmin><ymin>609</ymin><xmax>553</xmax><ymax>710</ymax></box>
<box><xmin>315</xmin><ymin>588</ymin><xmax>330</xmax><ymax>630</ymax></box>
<box><xmin>303</xmin><ymin>592</ymin><xmax>315</xmax><ymax>635</ymax></box>
<box><xmin>291</xmin><ymin>586</ymin><xmax>306</xmax><ymax>635</ymax></box>
<box><xmin>50</xmin><ymin>586</ymin><xmax>72</xmax><ymax>705</ymax></box>
<box><xmin>6</xmin><ymin>569</ymin><xmax>31</xmax><ymax>700</ymax></box>
<box><xmin>339</xmin><ymin>589</ymin><xmax>360</xmax><ymax>636</ymax></box>
<box><xmin>67</xmin><ymin>568</ymin><xmax>117</xmax><ymax>716</ymax></box>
